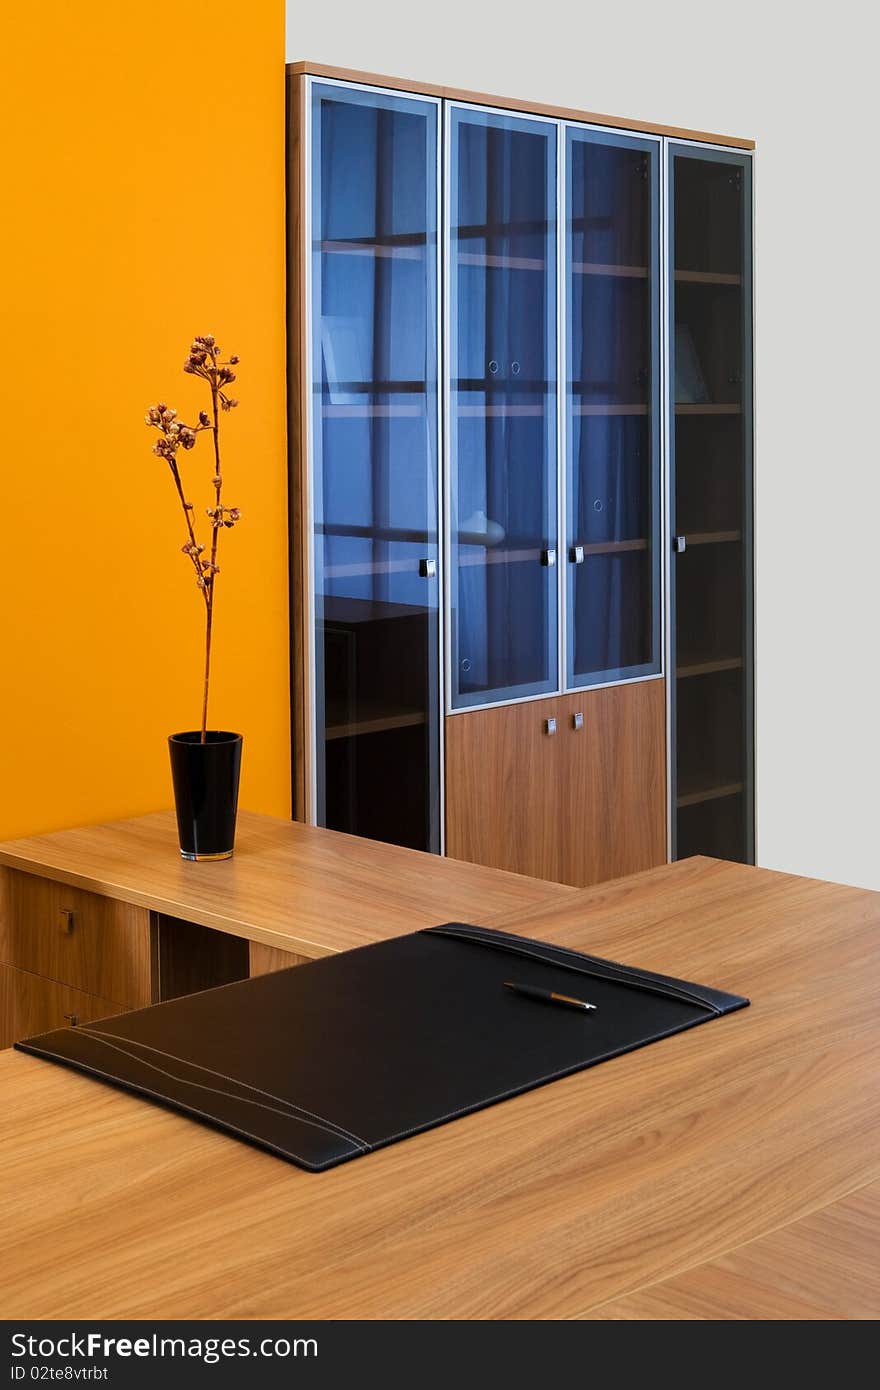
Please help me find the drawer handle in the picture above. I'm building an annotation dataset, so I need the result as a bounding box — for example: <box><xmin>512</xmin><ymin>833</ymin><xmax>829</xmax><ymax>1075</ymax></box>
<box><xmin>572</xmin><ymin>711</ymin><xmax>584</xmax><ymax>731</ymax></box>
<box><xmin>60</xmin><ymin>908</ymin><xmax>76</xmax><ymax>934</ymax></box>
<box><xmin>62</xmin><ymin>1012</ymin><xmax>79</xmax><ymax>1027</ymax></box>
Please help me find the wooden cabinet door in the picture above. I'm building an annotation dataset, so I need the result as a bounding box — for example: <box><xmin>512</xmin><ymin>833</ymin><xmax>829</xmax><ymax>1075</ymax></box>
<box><xmin>445</xmin><ymin>696</ymin><xmax>566</xmax><ymax>884</ymax></box>
<box><xmin>559</xmin><ymin>681</ymin><xmax>667</xmax><ymax>886</ymax></box>
<box><xmin>445</xmin><ymin>680</ymin><xmax>666</xmax><ymax>888</ymax></box>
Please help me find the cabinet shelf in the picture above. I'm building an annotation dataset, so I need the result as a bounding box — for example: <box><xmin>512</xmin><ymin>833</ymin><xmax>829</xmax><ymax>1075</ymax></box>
<box><xmin>577</xmin><ymin>538</ymin><xmax>648</xmax><ymax>556</ymax></box>
<box><xmin>674</xmin><ymin>269</ymin><xmax>742</xmax><ymax>286</ymax></box>
<box><xmin>457</xmin><ymin>403</ymin><xmax>545</xmax><ymax>418</ymax></box>
<box><xmin>457</xmin><ymin>546</ymin><xmax>540</xmax><ymax>568</ymax></box>
<box><xmin>325</xmin><ymin>705</ymin><xmax>426</xmax><ymax>742</ymax></box>
<box><xmin>573</xmin><ymin>403</ymin><xmax>649</xmax><ymax>417</ymax></box>
<box><xmin>323</xmin><ymin>557</ymin><xmax>426</xmax><ymax>580</ymax></box>
<box><xmin>323</xmin><ymin>403</ymin><xmax>424</xmax><ymax>419</ymax></box>
<box><xmin>572</xmin><ymin>262</ymin><xmax>649</xmax><ymax>279</ymax></box>
<box><xmin>459</xmin><ymin>251</ymin><xmax>544</xmax><ymax>271</ymax></box>
<box><xmin>677</xmin><ymin>780</ymin><xmax>744</xmax><ymax>808</ymax></box>
<box><xmin>318</xmin><ymin>237</ymin><xmax>425</xmax><ymax>261</ymax></box>
<box><xmin>686</xmin><ymin>530</ymin><xmax>742</xmax><ymax>546</ymax></box>
<box><xmin>318</xmin><ymin>523</ymin><xmax>433</xmax><ymax>545</ymax></box>
<box><xmin>675</xmin><ymin>404</ymin><xmax>742</xmax><ymax>416</ymax></box>
<box><xmin>677</xmin><ymin>656</ymin><xmax>743</xmax><ymax>679</ymax></box>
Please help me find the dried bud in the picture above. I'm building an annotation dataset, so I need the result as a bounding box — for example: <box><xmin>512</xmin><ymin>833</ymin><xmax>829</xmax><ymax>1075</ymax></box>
<box><xmin>198</xmin><ymin>410</ymin><xmax>211</xmax><ymax>427</ymax></box>
<box><xmin>196</xmin><ymin>543</ymin><xmax>205</xmax><ymax>554</ymax></box>
<box><xmin>223</xmin><ymin>520</ymin><xmax>233</xmax><ymax>528</ymax></box>
<box><xmin>228</xmin><ymin>354</ymin><xmax>239</xmax><ymax>365</ymax></box>
<box><xmin>228</xmin><ymin>507</ymin><xmax>241</xmax><ymax>521</ymax></box>
<box><xmin>212</xmin><ymin>475</ymin><xmax>222</xmax><ymax>487</ymax></box>
<box><xmin>184</xmin><ymin>501</ymin><xmax>194</xmax><ymax>510</ymax></box>
<box><xmin>196</xmin><ymin>577</ymin><xmax>206</xmax><ymax>589</ymax></box>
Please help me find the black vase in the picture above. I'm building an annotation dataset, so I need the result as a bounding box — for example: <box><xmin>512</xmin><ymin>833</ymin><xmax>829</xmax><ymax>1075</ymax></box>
<box><xmin>168</xmin><ymin>731</ymin><xmax>243</xmax><ymax>861</ymax></box>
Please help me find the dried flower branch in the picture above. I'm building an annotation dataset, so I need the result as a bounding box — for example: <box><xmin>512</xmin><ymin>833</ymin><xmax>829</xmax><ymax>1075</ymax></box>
<box><xmin>146</xmin><ymin>336</ymin><xmax>242</xmax><ymax>743</ymax></box>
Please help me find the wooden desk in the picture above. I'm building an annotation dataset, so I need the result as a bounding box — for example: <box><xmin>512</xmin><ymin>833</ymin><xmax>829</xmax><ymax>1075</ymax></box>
<box><xmin>1</xmin><ymin>853</ymin><xmax>878</xmax><ymax>1319</ymax></box>
<box><xmin>0</xmin><ymin>810</ymin><xmax>574</xmax><ymax>1044</ymax></box>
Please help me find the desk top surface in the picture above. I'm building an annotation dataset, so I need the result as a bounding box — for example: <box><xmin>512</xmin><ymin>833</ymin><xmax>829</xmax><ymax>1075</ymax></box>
<box><xmin>0</xmin><ymin>809</ymin><xmax>574</xmax><ymax>956</ymax></box>
<box><xmin>1</xmin><ymin>851</ymin><xmax>878</xmax><ymax>1319</ymax></box>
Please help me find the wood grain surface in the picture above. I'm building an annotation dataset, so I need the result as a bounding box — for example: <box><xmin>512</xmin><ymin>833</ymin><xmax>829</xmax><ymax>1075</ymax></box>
<box><xmin>0</xmin><ymin>809</ymin><xmax>575</xmax><ymax>960</ymax></box>
<box><xmin>589</xmin><ymin>1180</ymin><xmax>880</xmax><ymax>1319</ymax></box>
<box><xmin>1</xmin><ymin>855</ymin><xmax>877</xmax><ymax>1319</ymax></box>
<box><xmin>288</xmin><ymin>61</ymin><xmax>755</xmax><ymax>149</ymax></box>
<box><xmin>445</xmin><ymin>681</ymin><xmax>666</xmax><ymax>886</ymax></box>
<box><xmin>0</xmin><ymin>963</ymin><xmax>126</xmax><ymax>1050</ymax></box>
<box><xmin>249</xmin><ymin>941</ymin><xmax>311</xmax><ymax>976</ymax></box>
<box><xmin>0</xmin><ymin>868</ymin><xmax>151</xmax><ymax>1007</ymax></box>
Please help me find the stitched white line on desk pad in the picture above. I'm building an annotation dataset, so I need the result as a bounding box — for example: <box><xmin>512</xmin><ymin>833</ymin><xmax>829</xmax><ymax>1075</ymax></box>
<box><xmin>76</xmin><ymin>1028</ymin><xmax>368</xmax><ymax>1152</ymax></box>
<box><xmin>18</xmin><ymin>1042</ymin><xmax>349</xmax><ymax>1170</ymax></box>
<box><xmin>424</xmin><ymin>926</ymin><xmax>723</xmax><ymax>1014</ymax></box>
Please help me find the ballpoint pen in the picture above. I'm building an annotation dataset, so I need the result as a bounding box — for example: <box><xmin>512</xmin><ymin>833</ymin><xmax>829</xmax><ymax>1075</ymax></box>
<box><xmin>503</xmin><ymin>981</ymin><xmax>596</xmax><ymax>1012</ymax></box>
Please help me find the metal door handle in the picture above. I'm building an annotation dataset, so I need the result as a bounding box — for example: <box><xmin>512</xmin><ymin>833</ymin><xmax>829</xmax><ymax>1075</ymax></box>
<box><xmin>62</xmin><ymin>1013</ymin><xmax>79</xmax><ymax>1027</ymax></box>
<box><xmin>418</xmin><ymin>558</ymin><xmax>436</xmax><ymax>578</ymax></box>
<box><xmin>541</xmin><ymin>548</ymin><xmax>557</xmax><ymax>567</ymax></box>
<box><xmin>60</xmin><ymin>909</ymin><xmax>76</xmax><ymax>934</ymax></box>
<box><xmin>569</xmin><ymin>545</ymin><xmax>585</xmax><ymax>565</ymax></box>
<box><xmin>545</xmin><ymin>718</ymin><xmax>557</xmax><ymax>736</ymax></box>
<box><xmin>572</xmin><ymin>711</ymin><xmax>584</xmax><ymax>731</ymax></box>
<box><xmin>673</xmin><ymin>535</ymin><xmax>687</xmax><ymax>553</ymax></box>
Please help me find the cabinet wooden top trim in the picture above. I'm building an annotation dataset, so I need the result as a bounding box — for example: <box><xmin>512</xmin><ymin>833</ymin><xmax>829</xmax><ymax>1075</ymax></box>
<box><xmin>1</xmin><ymin>855</ymin><xmax>877</xmax><ymax>1319</ymax></box>
<box><xmin>0</xmin><ymin>809</ymin><xmax>574</xmax><ymax>959</ymax></box>
<box><xmin>288</xmin><ymin>61</ymin><xmax>756</xmax><ymax>151</ymax></box>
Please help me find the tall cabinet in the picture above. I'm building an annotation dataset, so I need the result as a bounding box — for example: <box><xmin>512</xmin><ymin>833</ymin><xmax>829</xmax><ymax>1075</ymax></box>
<box><xmin>288</xmin><ymin>64</ymin><xmax>755</xmax><ymax>887</ymax></box>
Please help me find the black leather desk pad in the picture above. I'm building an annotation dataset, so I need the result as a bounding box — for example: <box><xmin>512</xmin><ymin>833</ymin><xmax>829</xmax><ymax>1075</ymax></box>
<box><xmin>15</xmin><ymin>923</ymin><xmax>748</xmax><ymax>1171</ymax></box>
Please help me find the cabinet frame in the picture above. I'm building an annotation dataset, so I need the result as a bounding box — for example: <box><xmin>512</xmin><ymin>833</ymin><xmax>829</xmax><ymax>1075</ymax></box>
<box><xmin>665</xmin><ymin>139</ymin><xmax>756</xmax><ymax>864</ymax></box>
<box><xmin>288</xmin><ymin>66</ymin><xmax>755</xmax><ymax>868</ymax></box>
<box><xmin>295</xmin><ymin>74</ymin><xmax>445</xmax><ymax>838</ymax></box>
<box><xmin>442</xmin><ymin>103</ymin><xmax>666</xmax><ymax>716</ymax></box>
<box><xmin>443</xmin><ymin>99</ymin><xmax>562</xmax><ymax>713</ymax></box>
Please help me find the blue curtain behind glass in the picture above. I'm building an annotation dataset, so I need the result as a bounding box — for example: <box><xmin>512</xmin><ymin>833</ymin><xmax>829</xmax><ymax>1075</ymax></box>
<box><xmin>453</xmin><ymin>116</ymin><xmax>556</xmax><ymax>700</ymax></box>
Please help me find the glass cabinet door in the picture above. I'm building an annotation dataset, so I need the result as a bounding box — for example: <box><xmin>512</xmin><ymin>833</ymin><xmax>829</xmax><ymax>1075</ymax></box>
<box><xmin>670</xmin><ymin>146</ymin><xmax>754</xmax><ymax>863</ymax></box>
<box><xmin>310</xmin><ymin>83</ymin><xmax>441</xmax><ymax>851</ymax></box>
<box><xmin>564</xmin><ymin>127</ymin><xmax>661</xmax><ymax>688</ymax></box>
<box><xmin>448</xmin><ymin>107</ymin><xmax>558</xmax><ymax>708</ymax></box>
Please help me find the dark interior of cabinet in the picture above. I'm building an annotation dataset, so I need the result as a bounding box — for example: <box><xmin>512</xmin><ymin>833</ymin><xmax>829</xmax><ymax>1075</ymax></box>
<box><xmin>673</xmin><ymin>152</ymin><xmax>751</xmax><ymax>864</ymax></box>
<box><xmin>677</xmin><ymin>792</ymin><xmax>745</xmax><ymax>862</ymax></box>
<box><xmin>674</xmin><ymin>159</ymin><xmax>743</xmax><ymax>277</ymax></box>
<box><xmin>674</xmin><ymin>416</ymin><xmax>743</xmax><ymax>534</ymax></box>
<box><xmin>321</xmin><ymin>597</ymin><xmax>434</xmax><ymax>850</ymax></box>
<box><xmin>675</xmin><ymin>282</ymin><xmax>742</xmax><ymax>406</ymax></box>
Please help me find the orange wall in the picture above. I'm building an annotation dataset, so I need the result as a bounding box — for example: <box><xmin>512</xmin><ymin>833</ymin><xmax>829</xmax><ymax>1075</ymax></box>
<box><xmin>0</xmin><ymin>3</ymin><xmax>290</xmax><ymax>839</ymax></box>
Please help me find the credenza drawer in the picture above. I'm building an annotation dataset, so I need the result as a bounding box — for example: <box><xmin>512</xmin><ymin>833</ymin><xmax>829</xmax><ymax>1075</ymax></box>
<box><xmin>0</xmin><ymin>869</ymin><xmax>151</xmax><ymax>1007</ymax></box>
<box><xmin>0</xmin><ymin>963</ymin><xmax>126</xmax><ymax>1050</ymax></box>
